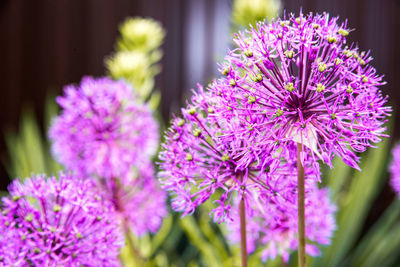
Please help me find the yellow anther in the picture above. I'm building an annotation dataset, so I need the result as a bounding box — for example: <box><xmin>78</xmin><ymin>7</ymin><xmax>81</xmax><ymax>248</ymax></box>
<box><xmin>247</xmin><ymin>96</ymin><xmax>256</xmax><ymax>104</ymax></box>
<box><xmin>177</xmin><ymin>119</ymin><xmax>185</xmax><ymax>127</ymax></box>
<box><xmin>335</xmin><ymin>58</ymin><xmax>343</xmax><ymax>66</ymax></box>
<box><xmin>221</xmin><ymin>154</ymin><xmax>230</xmax><ymax>162</ymax></box>
<box><xmin>275</xmin><ymin>109</ymin><xmax>283</xmax><ymax>117</ymax></box>
<box><xmin>192</xmin><ymin>129</ymin><xmax>201</xmax><ymax>137</ymax></box>
<box><xmin>327</xmin><ymin>36</ymin><xmax>337</xmax><ymax>44</ymax></box>
<box><xmin>53</xmin><ymin>205</ymin><xmax>62</xmax><ymax>212</ymax></box>
<box><xmin>185</xmin><ymin>153</ymin><xmax>193</xmax><ymax>161</ymax></box>
<box><xmin>284</xmin><ymin>50</ymin><xmax>294</xmax><ymax>59</ymax></box>
<box><xmin>316</xmin><ymin>83</ymin><xmax>325</xmax><ymax>92</ymax></box>
<box><xmin>244</xmin><ymin>49</ymin><xmax>253</xmax><ymax>57</ymax></box>
<box><xmin>338</xmin><ymin>29</ymin><xmax>349</xmax><ymax>37</ymax></box>
<box><xmin>346</xmin><ymin>85</ymin><xmax>353</xmax><ymax>93</ymax></box>
<box><xmin>318</xmin><ymin>63</ymin><xmax>327</xmax><ymax>72</ymax></box>
<box><xmin>252</xmin><ymin>74</ymin><xmax>263</xmax><ymax>82</ymax></box>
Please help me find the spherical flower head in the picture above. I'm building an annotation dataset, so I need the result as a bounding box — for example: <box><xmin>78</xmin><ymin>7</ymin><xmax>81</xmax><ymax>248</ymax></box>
<box><xmin>159</xmin><ymin>85</ymin><xmax>320</xmax><ymax>221</ymax></box>
<box><xmin>0</xmin><ymin>173</ymin><xmax>124</xmax><ymax>266</ymax></box>
<box><xmin>212</xmin><ymin>12</ymin><xmax>391</xmax><ymax>171</ymax></box>
<box><xmin>389</xmin><ymin>144</ymin><xmax>400</xmax><ymax>197</ymax></box>
<box><xmin>232</xmin><ymin>0</ymin><xmax>281</xmax><ymax>28</ymax></box>
<box><xmin>0</xmin><ymin>214</ymin><xmax>26</xmax><ymax>266</ymax></box>
<box><xmin>117</xmin><ymin>17</ymin><xmax>165</xmax><ymax>53</ymax></box>
<box><xmin>226</xmin><ymin>181</ymin><xmax>336</xmax><ymax>262</ymax></box>
<box><xmin>102</xmin><ymin>161</ymin><xmax>168</xmax><ymax>237</ymax></box>
<box><xmin>49</xmin><ymin>76</ymin><xmax>159</xmax><ymax>179</ymax></box>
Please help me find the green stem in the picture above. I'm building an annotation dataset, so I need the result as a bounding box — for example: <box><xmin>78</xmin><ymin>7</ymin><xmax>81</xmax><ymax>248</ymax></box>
<box><xmin>240</xmin><ymin>197</ymin><xmax>248</xmax><ymax>267</ymax></box>
<box><xmin>113</xmin><ymin>178</ymin><xmax>144</xmax><ymax>264</ymax></box>
<box><xmin>123</xmin><ymin>219</ymin><xmax>143</xmax><ymax>264</ymax></box>
<box><xmin>297</xmin><ymin>143</ymin><xmax>306</xmax><ymax>267</ymax></box>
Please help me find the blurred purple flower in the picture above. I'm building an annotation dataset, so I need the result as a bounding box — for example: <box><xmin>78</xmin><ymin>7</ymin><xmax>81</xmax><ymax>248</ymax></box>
<box><xmin>0</xmin><ymin>173</ymin><xmax>124</xmax><ymax>266</ymax></box>
<box><xmin>226</xmin><ymin>179</ymin><xmax>336</xmax><ymax>262</ymax></box>
<box><xmin>49</xmin><ymin>76</ymin><xmax>159</xmax><ymax>179</ymax></box>
<box><xmin>390</xmin><ymin>144</ymin><xmax>400</xmax><ymax>197</ymax></box>
<box><xmin>159</xmin><ymin>85</ymin><xmax>320</xmax><ymax>220</ymax></box>
<box><xmin>211</xmin><ymin>12</ymin><xmax>390</xmax><ymax>171</ymax></box>
<box><xmin>49</xmin><ymin>76</ymin><xmax>167</xmax><ymax>236</ymax></box>
<box><xmin>101</xmin><ymin>161</ymin><xmax>168</xmax><ymax>237</ymax></box>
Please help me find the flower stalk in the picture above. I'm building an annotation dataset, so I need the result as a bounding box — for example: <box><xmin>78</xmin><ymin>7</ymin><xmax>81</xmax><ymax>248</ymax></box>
<box><xmin>114</xmin><ymin>179</ymin><xmax>144</xmax><ymax>265</ymax></box>
<box><xmin>239</xmin><ymin>197</ymin><xmax>248</xmax><ymax>267</ymax></box>
<box><xmin>297</xmin><ymin>143</ymin><xmax>306</xmax><ymax>267</ymax></box>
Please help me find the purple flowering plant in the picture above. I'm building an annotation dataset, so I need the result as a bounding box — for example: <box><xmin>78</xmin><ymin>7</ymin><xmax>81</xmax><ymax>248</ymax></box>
<box><xmin>211</xmin><ymin>12</ymin><xmax>390</xmax><ymax>171</ymax></box>
<box><xmin>48</xmin><ymin>77</ymin><xmax>167</xmax><ymax>260</ymax></box>
<box><xmin>207</xmin><ymin>11</ymin><xmax>390</xmax><ymax>266</ymax></box>
<box><xmin>158</xmin><ymin>84</ymin><xmax>332</xmax><ymax>266</ymax></box>
<box><xmin>159</xmin><ymin>11</ymin><xmax>390</xmax><ymax>267</ymax></box>
<box><xmin>1</xmin><ymin>7</ymin><xmax>396</xmax><ymax>267</ymax></box>
<box><xmin>0</xmin><ymin>173</ymin><xmax>124</xmax><ymax>266</ymax></box>
<box><xmin>49</xmin><ymin>76</ymin><xmax>159</xmax><ymax>180</ymax></box>
<box><xmin>159</xmin><ymin>86</ymin><xmax>316</xmax><ymax>218</ymax></box>
<box><xmin>104</xmin><ymin>161</ymin><xmax>168</xmax><ymax>237</ymax></box>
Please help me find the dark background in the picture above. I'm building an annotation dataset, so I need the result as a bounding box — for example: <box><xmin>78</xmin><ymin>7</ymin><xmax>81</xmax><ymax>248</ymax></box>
<box><xmin>0</xmin><ymin>0</ymin><xmax>399</xmax><ymax>194</ymax></box>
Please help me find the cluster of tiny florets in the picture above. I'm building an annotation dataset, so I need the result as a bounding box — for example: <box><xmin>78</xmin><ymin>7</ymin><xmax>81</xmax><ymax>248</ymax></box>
<box><xmin>0</xmin><ymin>174</ymin><xmax>124</xmax><ymax>266</ymax></box>
<box><xmin>50</xmin><ymin>76</ymin><xmax>167</xmax><ymax>237</ymax></box>
<box><xmin>159</xmin><ymin>85</ymin><xmax>320</xmax><ymax>221</ymax></box>
<box><xmin>49</xmin><ymin>76</ymin><xmax>159</xmax><ymax>179</ymax></box>
<box><xmin>210</xmin><ymin>12</ymin><xmax>390</xmax><ymax>171</ymax></box>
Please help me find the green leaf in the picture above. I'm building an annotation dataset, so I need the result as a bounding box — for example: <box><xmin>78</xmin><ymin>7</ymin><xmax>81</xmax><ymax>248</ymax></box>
<box><xmin>314</xmin><ymin>138</ymin><xmax>390</xmax><ymax>267</ymax></box>
<box><xmin>345</xmin><ymin>199</ymin><xmax>400</xmax><ymax>266</ymax></box>
<box><xmin>179</xmin><ymin>216</ymin><xmax>222</xmax><ymax>266</ymax></box>
<box><xmin>150</xmin><ymin>214</ymin><xmax>173</xmax><ymax>255</ymax></box>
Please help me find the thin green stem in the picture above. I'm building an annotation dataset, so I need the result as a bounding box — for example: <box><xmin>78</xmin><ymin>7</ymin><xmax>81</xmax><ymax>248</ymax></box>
<box><xmin>282</xmin><ymin>256</ymin><xmax>287</xmax><ymax>267</ymax></box>
<box><xmin>240</xmin><ymin>197</ymin><xmax>248</xmax><ymax>267</ymax></box>
<box><xmin>123</xmin><ymin>219</ymin><xmax>144</xmax><ymax>264</ymax></box>
<box><xmin>297</xmin><ymin>143</ymin><xmax>306</xmax><ymax>267</ymax></box>
<box><xmin>113</xmin><ymin>177</ymin><xmax>144</xmax><ymax>265</ymax></box>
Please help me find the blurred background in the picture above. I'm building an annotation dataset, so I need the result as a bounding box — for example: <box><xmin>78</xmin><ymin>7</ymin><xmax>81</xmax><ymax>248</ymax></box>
<box><xmin>1</xmin><ymin>0</ymin><xmax>400</xmax><ymax>187</ymax></box>
<box><xmin>1</xmin><ymin>0</ymin><xmax>400</xmax><ymax>266</ymax></box>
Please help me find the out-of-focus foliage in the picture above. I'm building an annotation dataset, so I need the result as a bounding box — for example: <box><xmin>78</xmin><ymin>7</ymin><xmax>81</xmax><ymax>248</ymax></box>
<box><xmin>232</xmin><ymin>0</ymin><xmax>281</xmax><ymax>28</ymax></box>
<box><xmin>105</xmin><ymin>17</ymin><xmax>165</xmax><ymax>110</ymax></box>
<box><xmin>5</xmin><ymin>97</ymin><xmax>62</xmax><ymax>180</ymax></box>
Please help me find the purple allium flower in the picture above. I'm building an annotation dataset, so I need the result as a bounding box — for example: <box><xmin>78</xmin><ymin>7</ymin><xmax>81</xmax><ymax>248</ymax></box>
<box><xmin>389</xmin><ymin>144</ymin><xmax>400</xmax><ymax>196</ymax></box>
<box><xmin>100</xmin><ymin>161</ymin><xmax>168</xmax><ymax>237</ymax></box>
<box><xmin>0</xmin><ymin>173</ymin><xmax>124</xmax><ymax>266</ymax></box>
<box><xmin>211</xmin><ymin>12</ymin><xmax>390</xmax><ymax>171</ymax></box>
<box><xmin>49</xmin><ymin>76</ymin><xmax>159</xmax><ymax>179</ymax></box>
<box><xmin>226</xmin><ymin>182</ymin><xmax>336</xmax><ymax>262</ymax></box>
<box><xmin>49</xmin><ymin>76</ymin><xmax>167</xmax><ymax>237</ymax></box>
<box><xmin>159</xmin><ymin>85</ymin><xmax>320</xmax><ymax>220</ymax></box>
<box><xmin>0</xmin><ymin>214</ymin><xmax>26</xmax><ymax>266</ymax></box>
